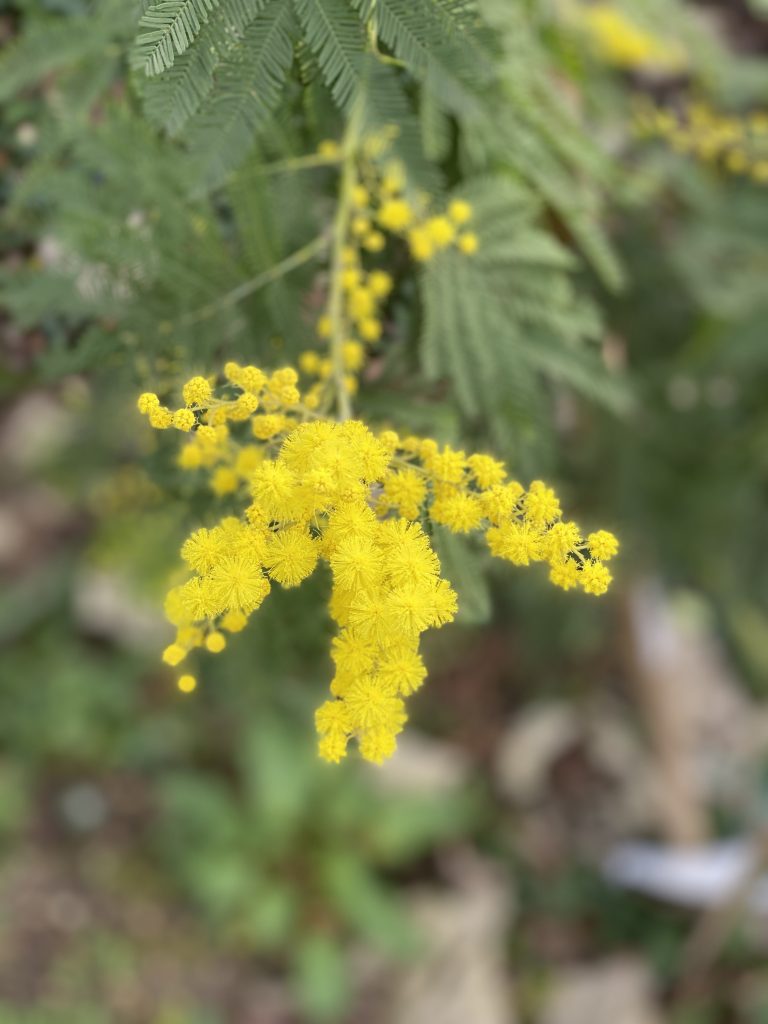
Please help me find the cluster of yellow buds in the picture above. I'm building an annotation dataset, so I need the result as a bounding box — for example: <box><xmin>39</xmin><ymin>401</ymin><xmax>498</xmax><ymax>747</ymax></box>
<box><xmin>138</xmin><ymin>363</ymin><xmax>618</xmax><ymax>765</ymax></box>
<box><xmin>634</xmin><ymin>100</ymin><xmax>768</xmax><ymax>183</ymax></box>
<box><xmin>299</xmin><ymin>135</ymin><xmax>479</xmax><ymax>406</ymax></box>
<box><xmin>300</xmin><ymin>266</ymin><xmax>393</xmax><ymax>404</ymax></box>
<box><xmin>576</xmin><ymin>3</ymin><xmax>686</xmax><ymax>73</ymax></box>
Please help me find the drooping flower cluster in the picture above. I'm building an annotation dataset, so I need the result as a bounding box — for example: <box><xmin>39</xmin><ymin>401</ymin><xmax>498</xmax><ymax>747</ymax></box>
<box><xmin>575</xmin><ymin>3</ymin><xmax>686</xmax><ymax>72</ymax></box>
<box><xmin>300</xmin><ymin>135</ymin><xmax>478</xmax><ymax>406</ymax></box>
<box><xmin>138</xmin><ymin>363</ymin><xmax>618</xmax><ymax>765</ymax></box>
<box><xmin>634</xmin><ymin>100</ymin><xmax>768</xmax><ymax>183</ymax></box>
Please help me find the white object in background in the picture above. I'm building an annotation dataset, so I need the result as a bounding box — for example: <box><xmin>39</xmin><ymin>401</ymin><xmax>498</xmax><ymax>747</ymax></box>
<box><xmin>603</xmin><ymin>839</ymin><xmax>768</xmax><ymax>912</ymax></box>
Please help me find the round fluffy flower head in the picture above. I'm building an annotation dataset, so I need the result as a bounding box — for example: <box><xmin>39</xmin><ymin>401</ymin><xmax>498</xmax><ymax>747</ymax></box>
<box><xmin>137</xmin><ymin>392</ymin><xmax>160</xmax><ymax>414</ymax></box>
<box><xmin>588</xmin><ymin>530</ymin><xmax>619</xmax><ymax>561</ymax></box>
<box><xmin>250</xmin><ymin>461</ymin><xmax>298</xmax><ymax>521</ymax></box>
<box><xmin>458</xmin><ymin>232</ymin><xmax>479</xmax><ymax>255</ymax></box>
<box><xmin>448</xmin><ymin>198</ymin><xmax>473</xmax><ymax>225</ymax></box>
<box><xmin>426</xmin><ymin>215</ymin><xmax>456</xmax><ymax>248</ymax></box>
<box><xmin>549</xmin><ymin>559</ymin><xmax>580</xmax><ymax>591</ymax></box>
<box><xmin>580</xmin><ymin>560</ymin><xmax>612</xmax><ymax>596</ymax></box>
<box><xmin>172</xmin><ymin>408</ymin><xmax>196</xmax><ymax>432</ymax></box>
<box><xmin>264</xmin><ymin>526</ymin><xmax>319</xmax><ymax>588</ymax></box>
<box><xmin>182</xmin><ymin>376</ymin><xmax>212</xmax><ymax>407</ymax></box>
<box><xmin>523</xmin><ymin>480</ymin><xmax>561</xmax><ymax>527</ymax></box>
<box><xmin>431</xmin><ymin>491</ymin><xmax>483</xmax><ymax>533</ymax></box>
<box><xmin>378</xmin><ymin>198</ymin><xmax>413</xmax><ymax>232</ymax></box>
<box><xmin>207</xmin><ymin>554</ymin><xmax>270</xmax><ymax>614</ymax></box>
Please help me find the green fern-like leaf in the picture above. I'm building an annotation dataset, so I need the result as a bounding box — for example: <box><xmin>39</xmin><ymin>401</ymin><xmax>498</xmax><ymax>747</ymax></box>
<box><xmin>292</xmin><ymin>0</ymin><xmax>365</xmax><ymax>110</ymax></box>
<box><xmin>138</xmin><ymin>0</ymin><xmax>267</xmax><ymax>134</ymax></box>
<box><xmin>185</xmin><ymin>0</ymin><xmax>297</xmax><ymax>182</ymax></box>
<box><xmin>137</xmin><ymin>0</ymin><xmax>222</xmax><ymax>76</ymax></box>
<box><xmin>420</xmin><ymin>177</ymin><xmax>629</xmax><ymax>420</ymax></box>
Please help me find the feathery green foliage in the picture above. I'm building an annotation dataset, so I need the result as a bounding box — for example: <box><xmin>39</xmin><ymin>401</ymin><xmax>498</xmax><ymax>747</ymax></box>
<box><xmin>137</xmin><ymin>0</ymin><xmax>223</xmax><ymax>76</ymax></box>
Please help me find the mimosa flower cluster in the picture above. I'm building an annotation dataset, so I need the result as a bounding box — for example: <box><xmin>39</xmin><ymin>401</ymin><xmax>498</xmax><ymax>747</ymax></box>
<box><xmin>576</xmin><ymin>3</ymin><xmax>686</xmax><ymax>72</ymax></box>
<box><xmin>634</xmin><ymin>100</ymin><xmax>768</xmax><ymax>183</ymax></box>
<box><xmin>138</xmin><ymin>364</ymin><xmax>617</xmax><ymax>764</ymax></box>
<box><xmin>301</xmin><ymin>136</ymin><xmax>478</xmax><ymax>406</ymax></box>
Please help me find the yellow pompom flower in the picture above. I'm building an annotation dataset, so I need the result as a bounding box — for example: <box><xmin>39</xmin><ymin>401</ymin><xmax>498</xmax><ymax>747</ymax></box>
<box><xmin>172</xmin><ymin>408</ymin><xmax>196</xmax><ymax>432</ymax></box>
<box><xmin>211</xmin><ymin>467</ymin><xmax>238</xmax><ymax>495</ymax></box>
<box><xmin>264</xmin><ymin>527</ymin><xmax>319</xmax><ymax>587</ymax></box>
<box><xmin>162</xmin><ymin>643</ymin><xmax>187</xmax><ymax>667</ymax></box>
<box><xmin>149</xmin><ymin>406</ymin><xmax>173</xmax><ymax>429</ymax></box>
<box><xmin>549</xmin><ymin>559</ymin><xmax>581</xmax><ymax>591</ymax></box>
<box><xmin>580</xmin><ymin>560</ymin><xmax>612</xmax><ymax>596</ymax></box>
<box><xmin>431</xmin><ymin>491</ymin><xmax>483</xmax><ymax>533</ymax></box>
<box><xmin>408</xmin><ymin>227</ymin><xmax>434</xmax><ymax>262</ymax></box>
<box><xmin>457</xmin><ymin>232</ymin><xmax>479</xmax><ymax>255</ymax></box>
<box><xmin>448</xmin><ymin>198</ymin><xmax>473</xmax><ymax>224</ymax></box>
<box><xmin>382</xmin><ymin>469</ymin><xmax>426</xmax><ymax>520</ymax></box>
<box><xmin>467</xmin><ymin>454</ymin><xmax>506</xmax><ymax>489</ymax></box>
<box><xmin>358</xmin><ymin>318</ymin><xmax>382</xmax><ymax>343</ymax></box>
<box><xmin>207</xmin><ymin>554</ymin><xmax>270</xmax><ymax>614</ymax></box>
<box><xmin>378</xmin><ymin>198</ymin><xmax>413</xmax><ymax>232</ymax></box>
<box><xmin>205</xmin><ymin>631</ymin><xmax>227</xmax><ymax>653</ymax></box>
<box><xmin>363</xmin><ymin>231</ymin><xmax>386</xmax><ymax>253</ymax></box>
<box><xmin>177</xmin><ymin>674</ymin><xmax>197</xmax><ymax>694</ymax></box>
<box><xmin>137</xmin><ymin>392</ymin><xmax>160</xmax><ymax>414</ymax></box>
<box><xmin>182</xmin><ymin>376</ymin><xmax>212</xmax><ymax>406</ymax></box>
<box><xmin>426</xmin><ymin>215</ymin><xmax>456</xmax><ymax>248</ymax></box>
<box><xmin>368</xmin><ymin>270</ymin><xmax>393</xmax><ymax>298</ymax></box>
<box><xmin>588</xmin><ymin>530</ymin><xmax>619</xmax><ymax>561</ymax></box>
<box><xmin>523</xmin><ymin>480</ymin><xmax>561</xmax><ymax>527</ymax></box>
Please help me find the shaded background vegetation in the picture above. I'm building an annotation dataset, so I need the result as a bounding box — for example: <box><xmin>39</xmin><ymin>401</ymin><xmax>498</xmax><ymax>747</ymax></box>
<box><xmin>2</xmin><ymin>0</ymin><xmax>768</xmax><ymax>1021</ymax></box>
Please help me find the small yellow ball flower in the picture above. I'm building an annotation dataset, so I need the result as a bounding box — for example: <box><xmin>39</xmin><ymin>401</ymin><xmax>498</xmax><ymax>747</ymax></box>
<box><xmin>216</xmin><ymin>613</ymin><xmax>244</xmax><ymax>637</ymax></box>
<box><xmin>549</xmin><ymin>559</ymin><xmax>580</xmax><ymax>591</ymax></box>
<box><xmin>448</xmin><ymin>198</ymin><xmax>473</xmax><ymax>225</ymax></box>
<box><xmin>348</xmin><ymin>286</ymin><xmax>375</xmax><ymax>320</ymax></box>
<box><xmin>318</xmin><ymin>731</ymin><xmax>348</xmax><ymax>763</ymax></box>
<box><xmin>148</xmin><ymin>406</ymin><xmax>173</xmax><ymax>429</ymax></box>
<box><xmin>580</xmin><ymin>560</ymin><xmax>612</xmax><ymax>596</ymax></box>
<box><xmin>378</xmin><ymin>198</ymin><xmax>413</xmax><ymax>232</ymax></box>
<box><xmin>351</xmin><ymin>215</ymin><xmax>371</xmax><ymax>237</ymax></box>
<box><xmin>172</xmin><ymin>408</ymin><xmax>196</xmax><ymax>432</ymax></box>
<box><xmin>587</xmin><ymin>530</ymin><xmax>619</xmax><ymax>561</ymax></box>
<box><xmin>316</xmin><ymin>315</ymin><xmax>332</xmax><ymax>339</ymax></box>
<box><xmin>239</xmin><ymin>366</ymin><xmax>266</xmax><ymax>393</ymax></box>
<box><xmin>352</xmin><ymin>184</ymin><xmax>370</xmax><ymax>207</ymax></box>
<box><xmin>363</xmin><ymin>231</ymin><xmax>386</xmax><ymax>252</ymax></box>
<box><xmin>162</xmin><ymin>643</ymin><xmax>187</xmax><ymax>667</ymax></box>
<box><xmin>368</xmin><ymin>270</ymin><xmax>393</xmax><ymax>298</ymax></box>
<box><xmin>426</xmin><ymin>215</ymin><xmax>455</xmax><ymax>248</ymax></box>
<box><xmin>457</xmin><ymin>232</ymin><xmax>479</xmax><ymax>255</ymax></box>
<box><xmin>182</xmin><ymin>376</ymin><xmax>212</xmax><ymax>407</ymax></box>
<box><xmin>205</xmin><ymin>631</ymin><xmax>227</xmax><ymax>653</ymax></box>
<box><xmin>341</xmin><ymin>268</ymin><xmax>361</xmax><ymax>290</ymax></box>
<box><xmin>211</xmin><ymin>467</ymin><xmax>238</xmax><ymax>495</ymax></box>
<box><xmin>343</xmin><ymin>340</ymin><xmax>365</xmax><ymax>371</ymax></box>
<box><xmin>177</xmin><ymin>674</ymin><xmax>197</xmax><ymax>693</ymax></box>
<box><xmin>178</xmin><ymin>444</ymin><xmax>203</xmax><ymax>470</ymax></box>
<box><xmin>359</xmin><ymin>318</ymin><xmax>382</xmax><ymax>343</ymax></box>
<box><xmin>408</xmin><ymin>227</ymin><xmax>434</xmax><ymax>262</ymax></box>
<box><xmin>299</xmin><ymin>350</ymin><xmax>321</xmax><ymax>375</ymax></box>
<box><xmin>137</xmin><ymin>392</ymin><xmax>160</xmax><ymax>414</ymax></box>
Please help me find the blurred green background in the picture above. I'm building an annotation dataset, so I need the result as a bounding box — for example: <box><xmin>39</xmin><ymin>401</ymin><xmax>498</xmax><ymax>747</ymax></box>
<box><xmin>3</xmin><ymin>0</ymin><xmax>768</xmax><ymax>1021</ymax></box>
